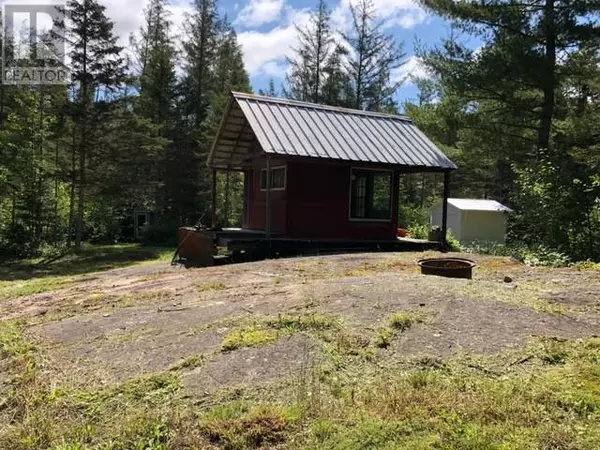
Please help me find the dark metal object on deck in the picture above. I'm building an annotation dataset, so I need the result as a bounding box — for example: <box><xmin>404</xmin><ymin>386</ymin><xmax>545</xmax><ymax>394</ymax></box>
<box><xmin>418</xmin><ymin>258</ymin><xmax>476</xmax><ymax>279</ymax></box>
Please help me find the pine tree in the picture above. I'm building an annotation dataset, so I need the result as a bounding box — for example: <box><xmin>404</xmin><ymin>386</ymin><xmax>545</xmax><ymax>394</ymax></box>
<box><xmin>183</xmin><ymin>0</ymin><xmax>217</xmax><ymax>128</ymax></box>
<box><xmin>411</xmin><ymin>0</ymin><xmax>600</xmax><ymax>259</ymax></box>
<box><xmin>203</xmin><ymin>16</ymin><xmax>251</xmax><ymax>227</ymax></box>
<box><xmin>285</xmin><ymin>0</ymin><xmax>334</xmax><ymax>103</ymax></box>
<box><xmin>343</xmin><ymin>0</ymin><xmax>406</xmax><ymax>111</ymax></box>
<box><xmin>321</xmin><ymin>45</ymin><xmax>352</xmax><ymax>107</ymax></box>
<box><xmin>60</xmin><ymin>0</ymin><xmax>125</xmax><ymax>249</ymax></box>
<box><xmin>259</xmin><ymin>79</ymin><xmax>278</xmax><ymax>97</ymax></box>
<box><xmin>418</xmin><ymin>0</ymin><xmax>600</xmax><ymax>151</ymax></box>
<box><xmin>134</xmin><ymin>0</ymin><xmax>177</xmax><ymax>129</ymax></box>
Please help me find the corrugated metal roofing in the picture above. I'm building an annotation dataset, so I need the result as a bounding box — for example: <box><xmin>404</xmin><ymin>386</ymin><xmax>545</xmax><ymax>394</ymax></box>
<box><xmin>449</xmin><ymin>199</ymin><xmax>513</xmax><ymax>213</ymax></box>
<box><xmin>208</xmin><ymin>92</ymin><xmax>457</xmax><ymax>171</ymax></box>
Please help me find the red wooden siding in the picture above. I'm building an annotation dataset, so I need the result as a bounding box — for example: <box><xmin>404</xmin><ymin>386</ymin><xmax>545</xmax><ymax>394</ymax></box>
<box><xmin>246</xmin><ymin>160</ymin><xmax>287</xmax><ymax>233</ymax></box>
<box><xmin>246</xmin><ymin>158</ymin><xmax>400</xmax><ymax>240</ymax></box>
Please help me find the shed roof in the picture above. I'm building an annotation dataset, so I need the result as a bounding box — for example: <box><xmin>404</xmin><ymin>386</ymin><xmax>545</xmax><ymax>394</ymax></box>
<box><xmin>448</xmin><ymin>199</ymin><xmax>513</xmax><ymax>213</ymax></box>
<box><xmin>208</xmin><ymin>92</ymin><xmax>457</xmax><ymax>171</ymax></box>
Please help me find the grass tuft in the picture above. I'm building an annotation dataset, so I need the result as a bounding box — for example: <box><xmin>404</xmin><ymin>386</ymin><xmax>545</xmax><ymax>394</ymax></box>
<box><xmin>221</xmin><ymin>325</ymin><xmax>279</xmax><ymax>352</ymax></box>
<box><xmin>373</xmin><ymin>311</ymin><xmax>426</xmax><ymax>349</ymax></box>
<box><xmin>388</xmin><ymin>312</ymin><xmax>425</xmax><ymax>331</ymax></box>
<box><xmin>267</xmin><ymin>313</ymin><xmax>339</xmax><ymax>332</ymax></box>
<box><xmin>199</xmin><ymin>401</ymin><xmax>298</xmax><ymax>449</ymax></box>
<box><xmin>220</xmin><ymin>313</ymin><xmax>341</xmax><ymax>353</ymax></box>
<box><xmin>196</xmin><ymin>280</ymin><xmax>226</xmax><ymax>292</ymax></box>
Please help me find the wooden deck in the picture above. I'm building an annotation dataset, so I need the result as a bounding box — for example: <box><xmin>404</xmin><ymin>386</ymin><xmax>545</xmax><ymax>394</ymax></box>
<box><xmin>210</xmin><ymin>228</ymin><xmax>441</xmax><ymax>264</ymax></box>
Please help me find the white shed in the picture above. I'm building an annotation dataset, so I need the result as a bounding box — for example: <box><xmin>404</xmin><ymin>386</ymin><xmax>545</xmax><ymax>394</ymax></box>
<box><xmin>430</xmin><ymin>198</ymin><xmax>513</xmax><ymax>244</ymax></box>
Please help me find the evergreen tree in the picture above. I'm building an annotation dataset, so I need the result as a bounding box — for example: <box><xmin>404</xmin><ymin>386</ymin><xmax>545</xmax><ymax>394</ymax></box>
<box><xmin>285</xmin><ymin>0</ymin><xmax>334</xmax><ymax>103</ymax></box>
<box><xmin>343</xmin><ymin>0</ymin><xmax>406</xmax><ymax>111</ymax></box>
<box><xmin>59</xmin><ymin>0</ymin><xmax>125</xmax><ymax>249</ymax></box>
<box><xmin>182</xmin><ymin>0</ymin><xmax>217</xmax><ymax>128</ymax></box>
<box><xmin>418</xmin><ymin>0</ymin><xmax>600</xmax><ymax>151</ymax></box>
<box><xmin>259</xmin><ymin>79</ymin><xmax>278</xmax><ymax>97</ymax></box>
<box><xmin>321</xmin><ymin>45</ymin><xmax>352</xmax><ymax>107</ymax></box>
<box><xmin>134</xmin><ymin>0</ymin><xmax>177</xmax><ymax>129</ymax></box>
<box><xmin>409</xmin><ymin>0</ymin><xmax>600</xmax><ymax>259</ymax></box>
<box><xmin>202</xmin><ymin>17</ymin><xmax>251</xmax><ymax>227</ymax></box>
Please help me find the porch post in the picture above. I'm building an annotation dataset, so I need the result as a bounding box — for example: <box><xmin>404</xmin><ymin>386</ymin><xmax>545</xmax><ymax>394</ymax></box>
<box><xmin>265</xmin><ymin>155</ymin><xmax>272</xmax><ymax>240</ymax></box>
<box><xmin>441</xmin><ymin>171</ymin><xmax>451</xmax><ymax>249</ymax></box>
<box><xmin>224</xmin><ymin>167</ymin><xmax>230</xmax><ymax>227</ymax></box>
<box><xmin>211</xmin><ymin>169</ymin><xmax>217</xmax><ymax>228</ymax></box>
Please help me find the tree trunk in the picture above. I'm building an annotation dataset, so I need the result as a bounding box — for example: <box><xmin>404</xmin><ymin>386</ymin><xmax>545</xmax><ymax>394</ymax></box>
<box><xmin>69</xmin><ymin>127</ymin><xmax>76</xmax><ymax>245</ymax></box>
<box><xmin>74</xmin><ymin>123</ymin><xmax>86</xmax><ymax>250</ymax></box>
<box><xmin>0</xmin><ymin>82</ymin><xmax>5</xmax><ymax>130</ymax></box>
<box><xmin>75</xmin><ymin>4</ymin><xmax>89</xmax><ymax>251</ymax></box>
<box><xmin>538</xmin><ymin>0</ymin><xmax>556</xmax><ymax>150</ymax></box>
<box><xmin>35</xmin><ymin>87</ymin><xmax>45</xmax><ymax>241</ymax></box>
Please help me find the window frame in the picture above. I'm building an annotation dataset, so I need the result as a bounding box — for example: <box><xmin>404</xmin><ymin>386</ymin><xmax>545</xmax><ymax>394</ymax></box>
<box><xmin>260</xmin><ymin>165</ymin><xmax>287</xmax><ymax>192</ymax></box>
<box><xmin>348</xmin><ymin>167</ymin><xmax>394</xmax><ymax>222</ymax></box>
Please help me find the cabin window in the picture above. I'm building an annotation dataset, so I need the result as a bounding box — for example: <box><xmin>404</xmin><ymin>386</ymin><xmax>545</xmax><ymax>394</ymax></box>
<box><xmin>260</xmin><ymin>166</ymin><xmax>286</xmax><ymax>191</ymax></box>
<box><xmin>350</xmin><ymin>169</ymin><xmax>393</xmax><ymax>220</ymax></box>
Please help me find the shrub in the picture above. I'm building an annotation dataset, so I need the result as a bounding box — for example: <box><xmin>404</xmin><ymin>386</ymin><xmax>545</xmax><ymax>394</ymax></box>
<box><xmin>408</xmin><ymin>224</ymin><xmax>429</xmax><ymax>240</ymax></box>
<box><xmin>398</xmin><ymin>205</ymin><xmax>429</xmax><ymax>229</ymax></box>
<box><xmin>464</xmin><ymin>241</ymin><xmax>571</xmax><ymax>268</ymax></box>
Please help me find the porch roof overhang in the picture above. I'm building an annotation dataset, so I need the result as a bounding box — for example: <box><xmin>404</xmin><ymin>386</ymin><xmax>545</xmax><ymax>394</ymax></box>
<box><xmin>207</xmin><ymin>92</ymin><xmax>458</xmax><ymax>172</ymax></box>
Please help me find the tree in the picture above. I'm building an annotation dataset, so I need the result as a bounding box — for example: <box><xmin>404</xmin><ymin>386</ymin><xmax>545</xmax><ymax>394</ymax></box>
<box><xmin>182</xmin><ymin>0</ymin><xmax>217</xmax><ymax>128</ymax></box>
<box><xmin>409</xmin><ymin>0</ymin><xmax>600</xmax><ymax>259</ymax></box>
<box><xmin>259</xmin><ymin>79</ymin><xmax>278</xmax><ymax>97</ymax></box>
<box><xmin>321</xmin><ymin>45</ymin><xmax>352</xmax><ymax>107</ymax></box>
<box><xmin>202</xmin><ymin>17</ymin><xmax>251</xmax><ymax>227</ymax></box>
<box><xmin>59</xmin><ymin>0</ymin><xmax>125</xmax><ymax>249</ymax></box>
<box><xmin>285</xmin><ymin>0</ymin><xmax>334</xmax><ymax>103</ymax></box>
<box><xmin>133</xmin><ymin>0</ymin><xmax>177</xmax><ymax>129</ymax></box>
<box><xmin>418</xmin><ymin>0</ymin><xmax>600</xmax><ymax>151</ymax></box>
<box><xmin>343</xmin><ymin>0</ymin><xmax>406</xmax><ymax>111</ymax></box>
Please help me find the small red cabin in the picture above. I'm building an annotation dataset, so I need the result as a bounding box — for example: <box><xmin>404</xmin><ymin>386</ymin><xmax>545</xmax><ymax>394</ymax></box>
<box><xmin>207</xmin><ymin>92</ymin><xmax>456</xmax><ymax>252</ymax></box>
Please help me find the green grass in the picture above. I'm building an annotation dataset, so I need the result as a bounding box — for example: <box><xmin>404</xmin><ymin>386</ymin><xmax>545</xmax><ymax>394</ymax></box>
<box><xmin>388</xmin><ymin>311</ymin><xmax>425</xmax><ymax>331</ymax></box>
<box><xmin>456</xmin><ymin>280</ymin><xmax>567</xmax><ymax>315</ymax></box>
<box><xmin>0</xmin><ymin>244</ymin><xmax>173</xmax><ymax>281</ymax></box>
<box><xmin>374</xmin><ymin>311</ymin><xmax>426</xmax><ymax>348</ymax></box>
<box><xmin>199</xmin><ymin>401</ymin><xmax>300</xmax><ymax>449</ymax></box>
<box><xmin>220</xmin><ymin>313</ymin><xmax>341</xmax><ymax>352</ymax></box>
<box><xmin>300</xmin><ymin>337</ymin><xmax>600</xmax><ymax>449</ymax></box>
<box><xmin>221</xmin><ymin>325</ymin><xmax>280</xmax><ymax>352</ymax></box>
<box><xmin>0</xmin><ymin>276</ymin><xmax>76</xmax><ymax>300</ymax></box>
<box><xmin>0</xmin><ymin>244</ymin><xmax>173</xmax><ymax>300</ymax></box>
<box><xmin>2</xmin><ymin>318</ymin><xmax>600</xmax><ymax>449</ymax></box>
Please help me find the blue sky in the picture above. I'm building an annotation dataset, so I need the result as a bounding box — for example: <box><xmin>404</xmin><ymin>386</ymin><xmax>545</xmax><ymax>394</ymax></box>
<box><xmin>216</xmin><ymin>0</ymin><xmax>459</xmax><ymax>106</ymax></box>
<box><xmin>2</xmin><ymin>0</ymin><xmax>476</xmax><ymax>107</ymax></box>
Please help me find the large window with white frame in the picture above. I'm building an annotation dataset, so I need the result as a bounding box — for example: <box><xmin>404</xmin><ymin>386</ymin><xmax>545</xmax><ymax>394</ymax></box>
<box><xmin>350</xmin><ymin>169</ymin><xmax>393</xmax><ymax>220</ymax></box>
<box><xmin>260</xmin><ymin>166</ymin><xmax>286</xmax><ymax>191</ymax></box>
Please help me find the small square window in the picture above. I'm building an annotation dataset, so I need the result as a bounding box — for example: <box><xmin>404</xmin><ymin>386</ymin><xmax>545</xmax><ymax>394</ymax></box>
<box><xmin>260</xmin><ymin>167</ymin><xmax>286</xmax><ymax>191</ymax></box>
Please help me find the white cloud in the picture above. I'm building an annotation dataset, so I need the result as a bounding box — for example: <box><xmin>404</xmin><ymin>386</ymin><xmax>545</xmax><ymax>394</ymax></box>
<box><xmin>332</xmin><ymin>0</ymin><xmax>428</xmax><ymax>33</ymax></box>
<box><xmin>97</xmin><ymin>0</ymin><xmax>188</xmax><ymax>47</ymax></box>
<box><xmin>234</xmin><ymin>0</ymin><xmax>285</xmax><ymax>28</ymax></box>
<box><xmin>85</xmin><ymin>0</ymin><xmax>430</xmax><ymax>85</ymax></box>
<box><xmin>259</xmin><ymin>60</ymin><xmax>289</xmax><ymax>78</ymax></box>
<box><xmin>237</xmin><ymin>8</ymin><xmax>310</xmax><ymax>77</ymax></box>
<box><xmin>392</xmin><ymin>55</ymin><xmax>430</xmax><ymax>85</ymax></box>
<box><xmin>388</xmin><ymin>9</ymin><xmax>428</xmax><ymax>29</ymax></box>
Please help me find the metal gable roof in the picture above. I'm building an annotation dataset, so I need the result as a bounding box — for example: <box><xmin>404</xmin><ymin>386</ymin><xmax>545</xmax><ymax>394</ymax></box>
<box><xmin>448</xmin><ymin>199</ymin><xmax>513</xmax><ymax>213</ymax></box>
<box><xmin>208</xmin><ymin>92</ymin><xmax>457</xmax><ymax>171</ymax></box>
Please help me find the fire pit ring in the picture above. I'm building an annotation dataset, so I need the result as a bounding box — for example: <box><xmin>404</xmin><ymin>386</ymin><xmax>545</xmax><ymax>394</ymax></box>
<box><xmin>418</xmin><ymin>258</ymin><xmax>476</xmax><ymax>280</ymax></box>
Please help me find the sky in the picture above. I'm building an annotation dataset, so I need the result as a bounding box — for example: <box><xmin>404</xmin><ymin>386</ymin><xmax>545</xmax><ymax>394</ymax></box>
<box><xmin>1</xmin><ymin>0</ymin><xmax>474</xmax><ymax>106</ymax></box>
